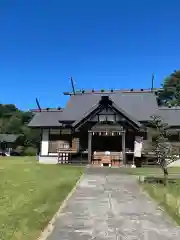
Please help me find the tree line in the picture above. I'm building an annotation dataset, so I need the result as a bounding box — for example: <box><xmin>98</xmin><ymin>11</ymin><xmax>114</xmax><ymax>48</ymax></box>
<box><xmin>0</xmin><ymin>104</ymin><xmax>40</xmax><ymax>155</ymax></box>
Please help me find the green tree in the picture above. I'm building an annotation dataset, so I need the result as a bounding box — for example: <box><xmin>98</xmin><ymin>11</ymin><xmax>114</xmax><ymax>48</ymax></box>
<box><xmin>4</xmin><ymin>115</ymin><xmax>22</xmax><ymax>134</ymax></box>
<box><xmin>0</xmin><ymin>104</ymin><xmax>40</xmax><ymax>155</ymax></box>
<box><xmin>159</xmin><ymin>70</ymin><xmax>180</xmax><ymax>106</ymax></box>
<box><xmin>150</xmin><ymin>115</ymin><xmax>178</xmax><ymax>185</ymax></box>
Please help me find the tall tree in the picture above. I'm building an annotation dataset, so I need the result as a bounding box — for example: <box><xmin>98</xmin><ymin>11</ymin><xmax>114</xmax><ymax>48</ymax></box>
<box><xmin>159</xmin><ymin>70</ymin><xmax>180</xmax><ymax>106</ymax></box>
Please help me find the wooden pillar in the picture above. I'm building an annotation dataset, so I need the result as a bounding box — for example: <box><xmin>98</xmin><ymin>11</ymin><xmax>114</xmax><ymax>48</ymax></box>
<box><xmin>122</xmin><ymin>131</ymin><xmax>126</xmax><ymax>165</ymax></box>
<box><xmin>88</xmin><ymin>131</ymin><xmax>92</xmax><ymax>164</ymax></box>
<box><xmin>147</xmin><ymin>127</ymin><xmax>152</xmax><ymax>142</ymax></box>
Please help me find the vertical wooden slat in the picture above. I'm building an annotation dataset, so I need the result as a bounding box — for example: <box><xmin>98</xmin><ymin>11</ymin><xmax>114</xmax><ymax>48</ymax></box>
<box><xmin>122</xmin><ymin>131</ymin><xmax>126</xmax><ymax>165</ymax></box>
<box><xmin>72</xmin><ymin>138</ymin><xmax>79</xmax><ymax>152</ymax></box>
<box><xmin>88</xmin><ymin>132</ymin><xmax>92</xmax><ymax>164</ymax></box>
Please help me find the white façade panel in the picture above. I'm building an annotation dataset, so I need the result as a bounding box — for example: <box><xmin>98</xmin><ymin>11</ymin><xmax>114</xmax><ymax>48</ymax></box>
<box><xmin>41</xmin><ymin>129</ymin><xmax>49</xmax><ymax>155</ymax></box>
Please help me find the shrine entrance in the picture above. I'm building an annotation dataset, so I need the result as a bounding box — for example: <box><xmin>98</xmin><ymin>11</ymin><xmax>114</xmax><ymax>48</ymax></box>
<box><xmin>88</xmin><ymin>123</ymin><xmax>126</xmax><ymax>166</ymax></box>
<box><xmin>92</xmin><ymin>135</ymin><xmax>122</xmax><ymax>152</ymax></box>
<box><xmin>72</xmin><ymin>95</ymin><xmax>142</xmax><ymax>166</ymax></box>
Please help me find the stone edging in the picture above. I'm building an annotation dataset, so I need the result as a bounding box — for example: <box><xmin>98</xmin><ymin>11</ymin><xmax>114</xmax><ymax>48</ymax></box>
<box><xmin>37</xmin><ymin>173</ymin><xmax>84</xmax><ymax>240</ymax></box>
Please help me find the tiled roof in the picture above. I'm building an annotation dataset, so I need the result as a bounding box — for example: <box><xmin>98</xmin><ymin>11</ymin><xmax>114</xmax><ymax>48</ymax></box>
<box><xmin>157</xmin><ymin>107</ymin><xmax>180</xmax><ymax>126</ymax></box>
<box><xmin>29</xmin><ymin>92</ymin><xmax>158</xmax><ymax>127</ymax></box>
<box><xmin>0</xmin><ymin>134</ymin><xmax>19</xmax><ymax>142</ymax></box>
<box><xmin>28</xmin><ymin>111</ymin><xmax>64</xmax><ymax>127</ymax></box>
<box><xmin>60</xmin><ymin>92</ymin><xmax>158</xmax><ymax>121</ymax></box>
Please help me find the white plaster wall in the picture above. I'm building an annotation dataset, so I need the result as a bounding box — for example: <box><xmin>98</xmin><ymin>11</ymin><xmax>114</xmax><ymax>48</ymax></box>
<box><xmin>48</xmin><ymin>153</ymin><xmax>58</xmax><ymax>156</ymax></box>
<box><xmin>39</xmin><ymin>156</ymin><xmax>58</xmax><ymax>164</ymax></box>
<box><xmin>41</xmin><ymin>129</ymin><xmax>49</xmax><ymax>155</ymax></box>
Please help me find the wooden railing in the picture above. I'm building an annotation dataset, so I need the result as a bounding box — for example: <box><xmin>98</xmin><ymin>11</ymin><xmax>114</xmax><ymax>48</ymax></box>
<box><xmin>49</xmin><ymin>140</ymin><xmax>70</xmax><ymax>153</ymax></box>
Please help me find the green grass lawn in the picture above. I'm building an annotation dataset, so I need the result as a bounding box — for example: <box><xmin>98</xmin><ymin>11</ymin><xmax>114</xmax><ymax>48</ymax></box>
<box><xmin>120</xmin><ymin>166</ymin><xmax>180</xmax><ymax>224</ymax></box>
<box><xmin>0</xmin><ymin>157</ymin><xmax>84</xmax><ymax>240</ymax></box>
<box><xmin>119</xmin><ymin>166</ymin><xmax>180</xmax><ymax>176</ymax></box>
<box><xmin>143</xmin><ymin>181</ymin><xmax>180</xmax><ymax>225</ymax></box>
<box><xmin>134</xmin><ymin>166</ymin><xmax>180</xmax><ymax>225</ymax></box>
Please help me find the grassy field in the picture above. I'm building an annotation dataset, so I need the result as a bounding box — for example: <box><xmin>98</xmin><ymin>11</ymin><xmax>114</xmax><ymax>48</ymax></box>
<box><xmin>132</xmin><ymin>166</ymin><xmax>180</xmax><ymax>225</ymax></box>
<box><xmin>143</xmin><ymin>180</ymin><xmax>180</xmax><ymax>225</ymax></box>
<box><xmin>118</xmin><ymin>166</ymin><xmax>180</xmax><ymax>224</ymax></box>
<box><xmin>0</xmin><ymin>157</ymin><xmax>84</xmax><ymax>240</ymax></box>
<box><xmin>118</xmin><ymin>166</ymin><xmax>180</xmax><ymax>176</ymax></box>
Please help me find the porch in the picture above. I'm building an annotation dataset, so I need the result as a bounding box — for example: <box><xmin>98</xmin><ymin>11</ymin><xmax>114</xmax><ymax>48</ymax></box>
<box><xmin>39</xmin><ymin>125</ymin><xmax>142</xmax><ymax>166</ymax></box>
<box><xmin>87</xmin><ymin>123</ymin><xmax>134</xmax><ymax>167</ymax></box>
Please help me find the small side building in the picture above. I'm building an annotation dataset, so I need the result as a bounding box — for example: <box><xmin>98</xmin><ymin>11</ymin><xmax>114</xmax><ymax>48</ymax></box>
<box><xmin>0</xmin><ymin>134</ymin><xmax>19</xmax><ymax>154</ymax></box>
<box><xmin>28</xmin><ymin>89</ymin><xmax>180</xmax><ymax>165</ymax></box>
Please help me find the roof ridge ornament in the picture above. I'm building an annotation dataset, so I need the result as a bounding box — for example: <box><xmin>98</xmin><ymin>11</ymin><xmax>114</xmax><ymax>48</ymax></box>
<box><xmin>63</xmin><ymin>88</ymin><xmax>163</xmax><ymax>95</ymax></box>
<box><xmin>99</xmin><ymin>96</ymin><xmax>113</xmax><ymax>105</ymax></box>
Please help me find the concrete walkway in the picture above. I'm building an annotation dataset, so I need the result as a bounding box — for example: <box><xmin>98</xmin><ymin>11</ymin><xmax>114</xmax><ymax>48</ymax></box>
<box><xmin>47</xmin><ymin>168</ymin><xmax>180</xmax><ymax>240</ymax></box>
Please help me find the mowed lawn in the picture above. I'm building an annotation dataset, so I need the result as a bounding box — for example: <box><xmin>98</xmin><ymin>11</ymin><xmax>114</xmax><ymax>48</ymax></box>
<box><xmin>127</xmin><ymin>166</ymin><xmax>180</xmax><ymax>225</ymax></box>
<box><xmin>0</xmin><ymin>157</ymin><xmax>84</xmax><ymax>240</ymax></box>
<box><xmin>118</xmin><ymin>166</ymin><xmax>180</xmax><ymax>176</ymax></box>
<box><xmin>142</xmin><ymin>179</ymin><xmax>180</xmax><ymax>225</ymax></box>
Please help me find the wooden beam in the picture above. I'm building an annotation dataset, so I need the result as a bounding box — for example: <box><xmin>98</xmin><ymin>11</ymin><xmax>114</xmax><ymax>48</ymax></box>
<box><xmin>122</xmin><ymin>131</ymin><xmax>126</xmax><ymax>165</ymax></box>
<box><xmin>88</xmin><ymin>132</ymin><xmax>92</xmax><ymax>164</ymax></box>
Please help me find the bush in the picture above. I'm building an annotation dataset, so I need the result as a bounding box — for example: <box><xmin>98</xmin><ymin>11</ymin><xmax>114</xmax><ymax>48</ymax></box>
<box><xmin>23</xmin><ymin>146</ymin><xmax>37</xmax><ymax>156</ymax></box>
<box><xmin>15</xmin><ymin>146</ymin><xmax>25</xmax><ymax>154</ymax></box>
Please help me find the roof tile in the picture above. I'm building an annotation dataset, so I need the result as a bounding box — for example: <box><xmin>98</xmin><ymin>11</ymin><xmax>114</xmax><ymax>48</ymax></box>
<box><xmin>29</xmin><ymin>92</ymin><xmax>158</xmax><ymax>127</ymax></box>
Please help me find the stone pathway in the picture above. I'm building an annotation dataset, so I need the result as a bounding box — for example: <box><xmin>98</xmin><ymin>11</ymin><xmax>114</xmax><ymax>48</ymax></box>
<box><xmin>47</xmin><ymin>167</ymin><xmax>180</xmax><ymax>240</ymax></box>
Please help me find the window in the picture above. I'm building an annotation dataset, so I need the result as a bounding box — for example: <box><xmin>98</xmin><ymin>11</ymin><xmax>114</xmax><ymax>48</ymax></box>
<box><xmin>49</xmin><ymin>132</ymin><xmax>71</xmax><ymax>153</ymax></box>
<box><xmin>99</xmin><ymin>115</ymin><xmax>106</xmax><ymax>122</ymax></box>
<box><xmin>49</xmin><ymin>134</ymin><xmax>61</xmax><ymax>141</ymax></box>
<box><xmin>49</xmin><ymin>140</ymin><xmax>70</xmax><ymax>153</ymax></box>
<box><xmin>107</xmin><ymin>115</ymin><xmax>115</xmax><ymax>122</ymax></box>
<box><xmin>98</xmin><ymin>114</ymin><xmax>115</xmax><ymax>123</ymax></box>
<box><xmin>168</xmin><ymin>133</ymin><xmax>179</xmax><ymax>142</ymax></box>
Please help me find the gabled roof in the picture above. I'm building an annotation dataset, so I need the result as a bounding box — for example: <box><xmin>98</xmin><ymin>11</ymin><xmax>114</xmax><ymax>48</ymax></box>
<box><xmin>111</xmin><ymin>101</ymin><xmax>141</xmax><ymax>128</ymax></box>
<box><xmin>157</xmin><ymin>107</ymin><xmax>180</xmax><ymax>126</ymax></box>
<box><xmin>0</xmin><ymin>134</ymin><xmax>19</xmax><ymax>143</ymax></box>
<box><xmin>72</xmin><ymin>96</ymin><xmax>141</xmax><ymax>130</ymax></box>
<box><xmin>28</xmin><ymin>111</ymin><xmax>64</xmax><ymax>127</ymax></box>
<box><xmin>29</xmin><ymin>92</ymin><xmax>158</xmax><ymax>127</ymax></box>
<box><xmin>60</xmin><ymin>92</ymin><xmax>158</xmax><ymax>121</ymax></box>
<box><xmin>72</xmin><ymin>102</ymin><xmax>100</xmax><ymax>127</ymax></box>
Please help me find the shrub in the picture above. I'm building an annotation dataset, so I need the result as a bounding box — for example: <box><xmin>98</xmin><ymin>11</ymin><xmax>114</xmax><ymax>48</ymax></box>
<box><xmin>23</xmin><ymin>146</ymin><xmax>37</xmax><ymax>156</ymax></box>
<box><xmin>15</xmin><ymin>146</ymin><xmax>25</xmax><ymax>154</ymax></box>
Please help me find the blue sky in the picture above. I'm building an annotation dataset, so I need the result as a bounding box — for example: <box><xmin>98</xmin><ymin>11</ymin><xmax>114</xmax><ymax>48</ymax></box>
<box><xmin>0</xmin><ymin>0</ymin><xmax>180</xmax><ymax>110</ymax></box>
